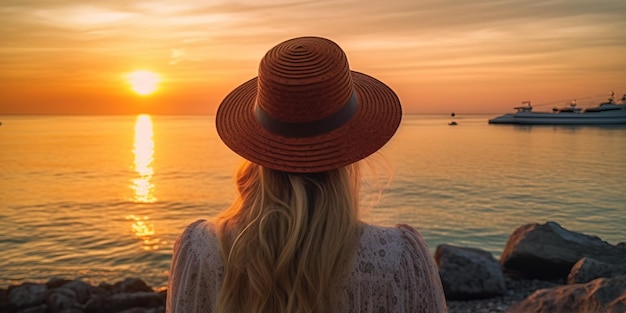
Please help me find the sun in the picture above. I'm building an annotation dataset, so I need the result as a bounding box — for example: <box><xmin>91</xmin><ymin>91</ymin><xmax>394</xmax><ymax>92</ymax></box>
<box><xmin>128</xmin><ymin>70</ymin><xmax>160</xmax><ymax>96</ymax></box>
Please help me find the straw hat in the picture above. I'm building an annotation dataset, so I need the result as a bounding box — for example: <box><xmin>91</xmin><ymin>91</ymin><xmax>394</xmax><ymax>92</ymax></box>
<box><xmin>216</xmin><ymin>36</ymin><xmax>402</xmax><ymax>173</ymax></box>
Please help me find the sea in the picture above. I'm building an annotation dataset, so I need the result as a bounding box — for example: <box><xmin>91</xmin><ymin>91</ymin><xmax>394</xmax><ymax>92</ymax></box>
<box><xmin>1</xmin><ymin>114</ymin><xmax>625</xmax><ymax>289</ymax></box>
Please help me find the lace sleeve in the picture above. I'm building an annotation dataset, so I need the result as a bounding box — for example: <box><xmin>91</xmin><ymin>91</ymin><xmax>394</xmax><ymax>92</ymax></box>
<box><xmin>166</xmin><ymin>220</ymin><xmax>222</xmax><ymax>313</ymax></box>
<box><xmin>396</xmin><ymin>224</ymin><xmax>447</xmax><ymax>313</ymax></box>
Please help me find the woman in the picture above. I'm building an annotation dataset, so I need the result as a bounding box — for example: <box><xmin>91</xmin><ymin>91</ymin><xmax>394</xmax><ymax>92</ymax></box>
<box><xmin>167</xmin><ymin>36</ymin><xmax>447</xmax><ymax>313</ymax></box>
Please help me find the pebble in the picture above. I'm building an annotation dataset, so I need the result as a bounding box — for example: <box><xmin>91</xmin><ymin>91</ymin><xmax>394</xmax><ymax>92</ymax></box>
<box><xmin>447</xmin><ymin>276</ymin><xmax>563</xmax><ymax>313</ymax></box>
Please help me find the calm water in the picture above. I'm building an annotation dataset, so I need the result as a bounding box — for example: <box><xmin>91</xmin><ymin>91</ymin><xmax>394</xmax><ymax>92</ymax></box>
<box><xmin>1</xmin><ymin>115</ymin><xmax>625</xmax><ymax>288</ymax></box>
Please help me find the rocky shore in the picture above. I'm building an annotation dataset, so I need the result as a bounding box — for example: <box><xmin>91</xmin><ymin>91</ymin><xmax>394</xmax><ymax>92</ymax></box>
<box><xmin>2</xmin><ymin>221</ymin><xmax>625</xmax><ymax>313</ymax></box>
<box><xmin>1</xmin><ymin>277</ymin><xmax>166</xmax><ymax>313</ymax></box>
<box><xmin>446</xmin><ymin>276</ymin><xmax>563</xmax><ymax>313</ymax></box>
<box><xmin>0</xmin><ymin>276</ymin><xmax>561</xmax><ymax>313</ymax></box>
<box><xmin>439</xmin><ymin>221</ymin><xmax>626</xmax><ymax>313</ymax></box>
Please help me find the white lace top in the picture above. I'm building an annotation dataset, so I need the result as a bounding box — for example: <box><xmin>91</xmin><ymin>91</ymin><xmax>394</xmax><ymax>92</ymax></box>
<box><xmin>166</xmin><ymin>219</ymin><xmax>447</xmax><ymax>313</ymax></box>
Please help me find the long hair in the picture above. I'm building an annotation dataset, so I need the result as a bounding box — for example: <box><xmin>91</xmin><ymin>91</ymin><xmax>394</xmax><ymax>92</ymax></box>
<box><xmin>213</xmin><ymin>161</ymin><xmax>362</xmax><ymax>313</ymax></box>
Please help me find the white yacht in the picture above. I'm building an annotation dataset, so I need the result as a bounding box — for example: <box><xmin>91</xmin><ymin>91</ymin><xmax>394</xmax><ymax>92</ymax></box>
<box><xmin>489</xmin><ymin>92</ymin><xmax>626</xmax><ymax>125</ymax></box>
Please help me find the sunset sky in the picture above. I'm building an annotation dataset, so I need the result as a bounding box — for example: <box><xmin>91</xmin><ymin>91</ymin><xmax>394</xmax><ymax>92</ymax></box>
<box><xmin>1</xmin><ymin>0</ymin><xmax>625</xmax><ymax>114</ymax></box>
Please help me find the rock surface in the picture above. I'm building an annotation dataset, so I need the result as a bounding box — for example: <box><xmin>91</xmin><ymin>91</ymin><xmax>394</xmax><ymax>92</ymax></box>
<box><xmin>568</xmin><ymin>257</ymin><xmax>626</xmax><ymax>284</ymax></box>
<box><xmin>499</xmin><ymin>221</ymin><xmax>625</xmax><ymax>280</ymax></box>
<box><xmin>1</xmin><ymin>278</ymin><xmax>164</xmax><ymax>313</ymax></box>
<box><xmin>8</xmin><ymin>283</ymin><xmax>48</xmax><ymax>309</ymax></box>
<box><xmin>85</xmin><ymin>292</ymin><xmax>164</xmax><ymax>313</ymax></box>
<box><xmin>447</xmin><ymin>276</ymin><xmax>562</xmax><ymax>313</ymax></box>
<box><xmin>435</xmin><ymin>244</ymin><xmax>506</xmax><ymax>300</ymax></box>
<box><xmin>506</xmin><ymin>275</ymin><xmax>626</xmax><ymax>313</ymax></box>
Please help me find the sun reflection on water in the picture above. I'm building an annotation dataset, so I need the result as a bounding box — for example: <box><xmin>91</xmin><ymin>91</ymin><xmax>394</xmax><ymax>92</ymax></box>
<box><xmin>132</xmin><ymin>114</ymin><xmax>156</xmax><ymax>203</ymax></box>
<box><xmin>125</xmin><ymin>214</ymin><xmax>165</xmax><ymax>251</ymax></box>
<box><xmin>127</xmin><ymin>115</ymin><xmax>163</xmax><ymax>251</ymax></box>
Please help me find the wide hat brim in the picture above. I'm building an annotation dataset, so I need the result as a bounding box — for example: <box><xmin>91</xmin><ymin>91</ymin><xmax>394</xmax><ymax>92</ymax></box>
<box><xmin>216</xmin><ymin>71</ymin><xmax>402</xmax><ymax>173</ymax></box>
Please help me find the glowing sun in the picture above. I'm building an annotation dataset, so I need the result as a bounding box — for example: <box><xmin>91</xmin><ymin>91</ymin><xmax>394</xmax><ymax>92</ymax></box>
<box><xmin>128</xmin><ymin>70</ymin><xmax>160</xmax><ymax>96</ymax></box>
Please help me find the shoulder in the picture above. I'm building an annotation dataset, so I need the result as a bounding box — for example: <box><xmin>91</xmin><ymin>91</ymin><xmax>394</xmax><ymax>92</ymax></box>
<box><xmin>344</xmin><ymin>224</ymin><xmax>446</xmax><ymax>312</ymax></box>
<box><xmin>349</xmin><ymin>223</ymin><xmax>437</xmax><ymax>286</ymax></box>
<box><xmin>174</xmin><ymin>219</ymin><xmax>221</xmax><ymax>261</ymax></box>
<box><xmin>358</xmin><ymin>224</ymin><xmax>434</xmax><ymax>272</ymax></box>
<box><xmin>394</xmin><ymin>223</ymin><xmax>429</xmax><ymax>247</ymax></box>
<box><xmin>360</xmin><ymin>223</ymin><xmax>427</xmax><ymax>251</ymax></box>
<box><xmin>178</xmin><ymin>219</ymin><xmax>212</xmax><ymax>242</ymax></box>
<box><xmin>356</xmin><ymin>224</ymin><xmax>428</xmax><ymax>272</ymax></box>
<box><xmin>168</xmin><ymin>220</ymin><xmax>224</xmax><ymax>312</ymax></box>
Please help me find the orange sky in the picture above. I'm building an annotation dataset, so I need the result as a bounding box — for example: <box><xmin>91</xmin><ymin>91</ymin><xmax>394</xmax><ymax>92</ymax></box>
<box><xmin>1</xmin><ymin>0</ymin><xmax>625</xmax><ymax>114</ymax></box>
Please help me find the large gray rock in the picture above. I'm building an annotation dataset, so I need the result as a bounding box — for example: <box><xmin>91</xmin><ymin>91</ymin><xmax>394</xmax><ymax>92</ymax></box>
<box><xmin>8</xmin><ymin>283</ymin><xmax>47</xmax><ymax>309</ymax></box>
<box><xmin>500</xmin><ymin>221</ymin><xmax>625</xmax><ymax>280</ymax></box>
<box><xmin>46</xmin><ymin>287</ymin><xmax>77</xmax><ymax>312</ymax></box>
<box><xmin>506</xmin><ymin>275</ymin><xmax>626</xmax><ymax>313</ymax></box>
<box><xmin>435</xmin><ymin>244</ymin><xmax>506</xmax><ymax>300</ymax></box>
<box><xmin>63</xmin><ymin>280</ymin><xmax>102</xmax><ymax>304</ymax></box>
<box><xmin>46</xmin><ymin>277</ymin><xmax>72</xmax><ymax>290</ymax></box>
<box><xmin>568</xmin><ymin>257</ymin><xmax>626</xmax><ymax>284</ymax></box>
<box><xmin>112</xmin><ymin>278</ymin><xmax>154</xmax><ymax>294</ymax></box>
<box><xmin>46</xmin><ymin>279</ymin><xmax>105</xmax><ymax>312</ymax></box>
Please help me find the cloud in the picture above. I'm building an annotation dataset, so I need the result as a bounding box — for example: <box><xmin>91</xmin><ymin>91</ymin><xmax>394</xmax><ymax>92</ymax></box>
<box><xmin>1</xmin><ymin>0</ymin><xmax>625</xmax><ymax>113</ymax></box>
<box><xmin>169</xmin><ymin>47</ymin><xmax>207</xmax><ymax>65</ymax></box>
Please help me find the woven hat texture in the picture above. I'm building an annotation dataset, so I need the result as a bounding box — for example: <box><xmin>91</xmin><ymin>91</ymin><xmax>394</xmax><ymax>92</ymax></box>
<box><xmin>216</xmin><ymin>36</ymin><xmax>402</xmax><ymax>173</ymax></box>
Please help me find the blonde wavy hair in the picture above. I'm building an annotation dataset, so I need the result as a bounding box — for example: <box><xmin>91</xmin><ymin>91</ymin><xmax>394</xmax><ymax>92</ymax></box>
<box><xmin>213</xmin><ymin>161</ymin><xmax>363</xmax><ymax>313</ymax></box>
